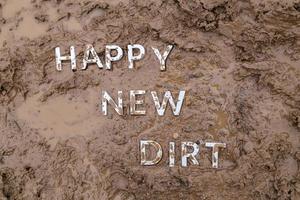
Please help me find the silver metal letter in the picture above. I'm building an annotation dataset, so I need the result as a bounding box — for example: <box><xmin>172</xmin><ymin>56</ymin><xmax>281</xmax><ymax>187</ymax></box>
<box><xmin>181</xmin><ymin>142</ymin><xmax>199</xmax><ymax>167</ymax></box>
<box><xmin>102</xmin><ymin>91</ymin><xmax>123</xmax><ymax>115</ymax></box>
<box><xmin>151</xmin><ymin>45</ymin><xmax>174</xmax><ymax>71</ymax></box>
<box><xmin>82</xmin><ymin>44</ymin><xmax>104</xmax><ymax>70</ymax></box>
<box><xmin>140</xmin><ymin>140</ymin><xmax>163</xmax><ymax>166</ymax></box>
<box><xmin>130</xmin><ymin>90</ymin><xmax>146</xmax><ymax>115</ymax></box>
<box><xmin>205</xmin><ymin>142</ymin><xmax>226</xmax><ymax>168</ymax></box>
<box><xmin>105</xmin><ymin>45</ymin><xmax>123</xmax><ymax>69</ymax></box>
<box><xmin>128</xmin><ymin>44</ymin><xmax>145</xmax><ymax>69</ymax></box>
<box><xmin>169</xmin><ymin>142</ymin><xmax>175</xmax><ymax>167</ymax></box>
<box><xmin>55</xmin><ymin>46</ymin><xmax>76</xmax><ymax>71</ymax></box>
<box><xmin>151</xmin><ymin>91</ymin><xmax>185</xmax><ymax>116</ymax></box>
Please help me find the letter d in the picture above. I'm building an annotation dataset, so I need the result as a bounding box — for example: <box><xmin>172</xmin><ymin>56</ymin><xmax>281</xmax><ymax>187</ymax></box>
<box><xmin>140</xmin><ymin>140</ymin><xmax>163</xmax><ymax>166</ymax></box>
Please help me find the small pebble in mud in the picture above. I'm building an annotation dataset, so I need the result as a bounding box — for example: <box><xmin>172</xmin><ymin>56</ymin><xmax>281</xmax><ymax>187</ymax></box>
<box><xmin>173</xmin><ymin>132</ymin><xmax>179</xmax><ymax>139</ymax></box>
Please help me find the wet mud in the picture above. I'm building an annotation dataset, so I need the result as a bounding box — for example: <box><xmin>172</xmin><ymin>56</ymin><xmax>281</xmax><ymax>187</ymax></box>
<box><xmin>0</xmin><ymin>0</ymin><xmax>300</xmax><ymax>199</ymax></box>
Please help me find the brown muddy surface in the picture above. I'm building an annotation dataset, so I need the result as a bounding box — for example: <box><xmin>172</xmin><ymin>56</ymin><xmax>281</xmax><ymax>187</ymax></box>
<box><xmin>0</xmin><ymin>0</ymin><xmax>300</xmax><ymax>199</ymax></box>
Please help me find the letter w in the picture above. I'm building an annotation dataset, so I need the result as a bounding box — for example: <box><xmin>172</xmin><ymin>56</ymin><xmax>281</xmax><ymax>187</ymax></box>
<box><xmin>151</xmin><ymin>91</ymin><xmax>185</xmax><ymax>116</ymax></box>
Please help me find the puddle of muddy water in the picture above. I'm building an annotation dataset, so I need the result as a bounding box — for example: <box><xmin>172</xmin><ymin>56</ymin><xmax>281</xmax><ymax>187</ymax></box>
<box><xmin>16</xmin><ymin>12</ymin><xmax>48</xmax><ymax>39</ymax></box>
<box><xmin>2</xmin><ymin>0</ymin><xmax>32</xmax><ymax>18</ymax></box>
<box><xmin>62</xmin><ymin>17</ymin><xmax>82</xmax><ymax>32</ymax></box>
<box><xmin>46</xmin><ymin>5</ymin><xmax>59</xmax><ymax>22</ymax></box>
<box><xmin>0</xmin><ymin>0</ymin><xmax>90</xmax><ymax>45</ymax></box>
<box><xmin>0</xmin><ymin>10</ymin><xmax>48</xmax><ymax>46</ymax></box>
<box><xmin>16</xmin><ymin>89</ymin><xmax>106</xmax><ymax>139</ymax></box>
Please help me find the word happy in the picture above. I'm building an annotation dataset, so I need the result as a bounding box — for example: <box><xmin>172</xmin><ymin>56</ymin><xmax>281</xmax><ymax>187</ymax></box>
<box><xmin>55</xmin><ymin>44</ymin><xmax>174</xmax><ymax>71</ymax></box>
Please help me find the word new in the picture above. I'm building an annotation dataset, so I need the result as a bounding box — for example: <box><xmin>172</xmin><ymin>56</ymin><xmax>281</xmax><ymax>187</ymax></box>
<box><xmin>140</xmin><ymin>140</ymin><xmax>227</xmax><ymax>168</ymax></box>
<box><xmin>55</xmin><ymin>44</ymin><xmax>174</xmax><ymax>71</ymax></box>
<box><xmin>102</xmin><ymin>90</ymin><xmax>185</xmax><ymax>116</ymax></box>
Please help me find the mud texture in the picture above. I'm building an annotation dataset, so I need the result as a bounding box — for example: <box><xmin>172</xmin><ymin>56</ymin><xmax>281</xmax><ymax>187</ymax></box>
<box><xmin>0</xmin><ymin>0</ymin><xmax>300</xmax><ymax>199</ymax></box>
